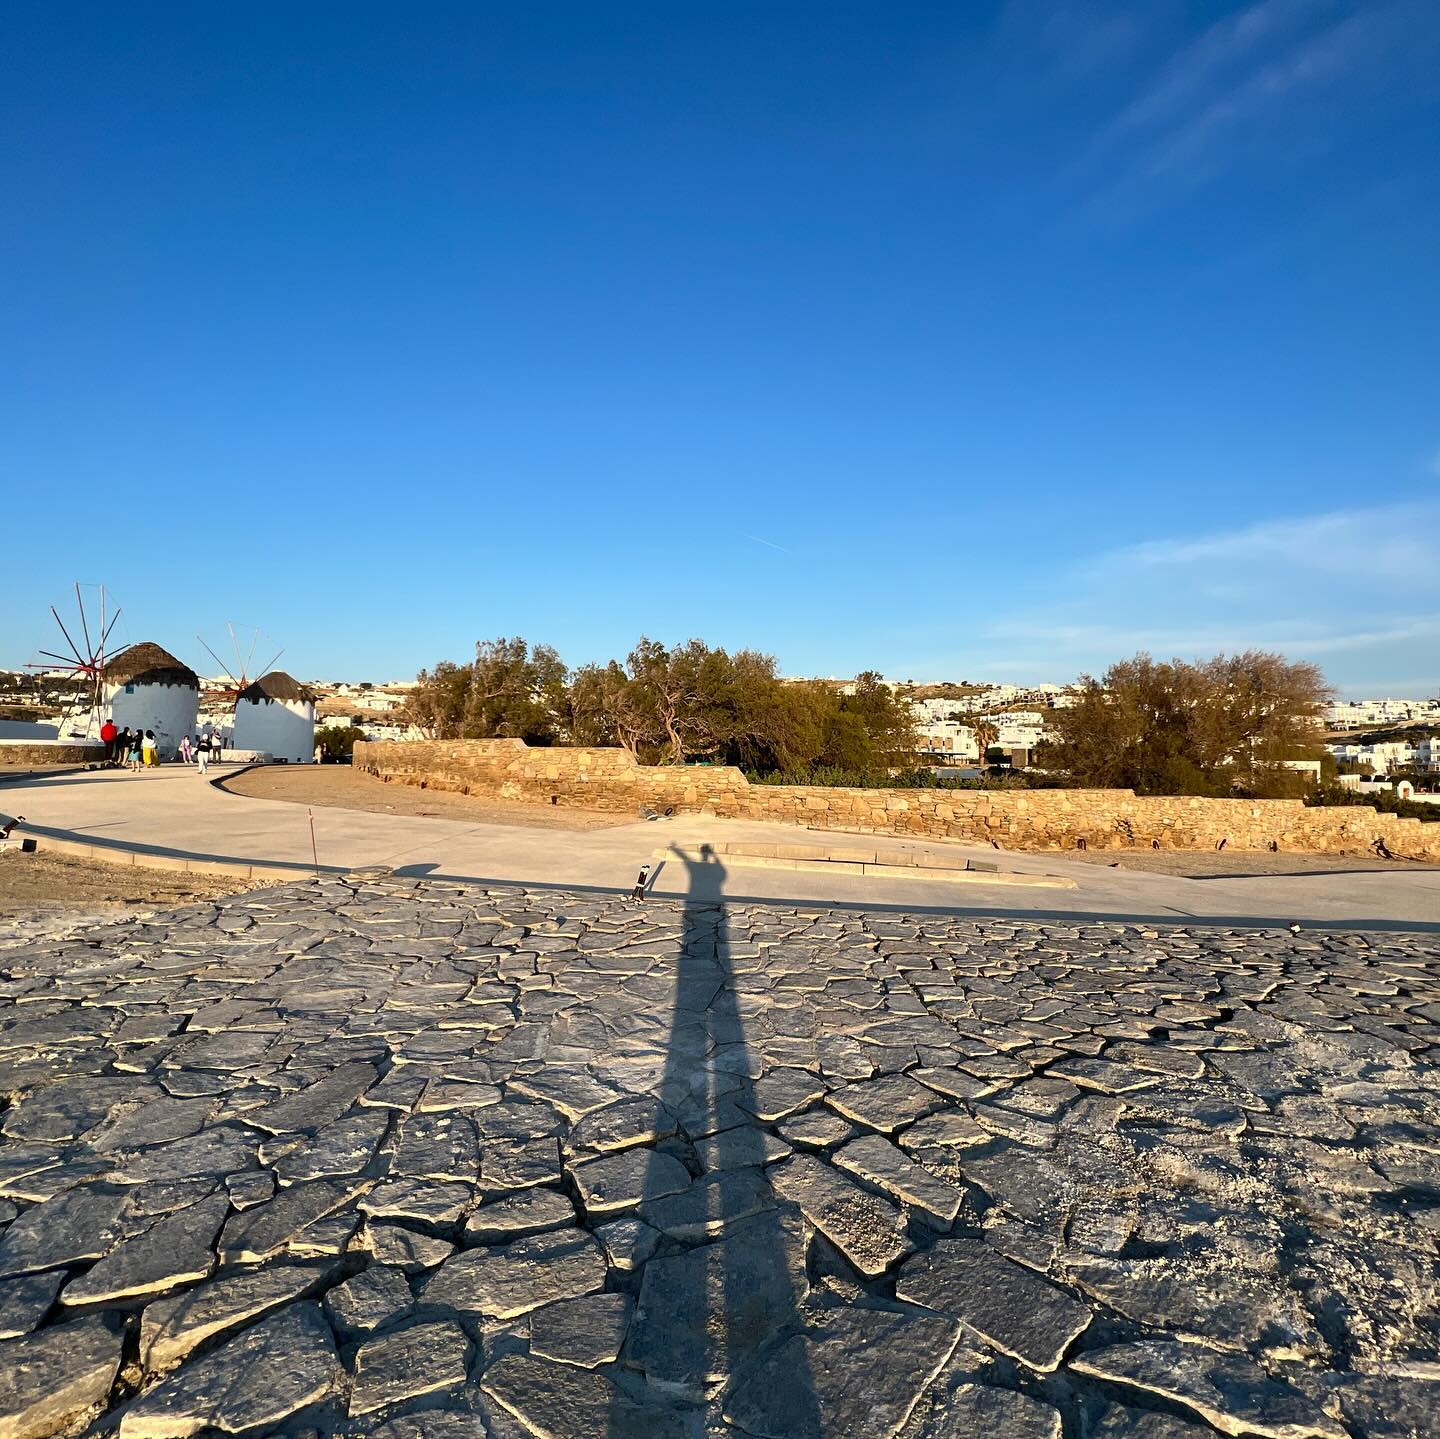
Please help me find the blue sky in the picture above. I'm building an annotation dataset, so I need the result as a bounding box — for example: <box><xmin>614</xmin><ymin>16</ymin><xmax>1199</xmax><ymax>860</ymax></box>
<box><xmin>3</xmin><ymin>2</ymin><xmax>1437</xmax><ymax>696</ymax></box>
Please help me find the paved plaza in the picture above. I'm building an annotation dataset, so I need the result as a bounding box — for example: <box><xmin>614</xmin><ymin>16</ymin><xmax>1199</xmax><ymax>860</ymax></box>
<box><xmin>1</xmin><ymin>866</ymin><xmax>1438</xmax><ymax>1439</ymax></box>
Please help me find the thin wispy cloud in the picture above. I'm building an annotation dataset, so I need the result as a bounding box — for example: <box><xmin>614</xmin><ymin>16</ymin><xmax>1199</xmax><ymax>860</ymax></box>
<box><xmin>898</xmin><ymin>500</ymin><xmax>1440</xmax><ymax>693</ymax></box>
<box><xmin>745</xmin><ymin>534</ymin><xmax>792</xmax><ymax>555</ymax></box>
<box><xmin>1104</xmin><ymin>502</ymin><xmax>1440</xmax><ymax>587</ymax></box>
<box><xmin>1072</xmin><ymin>0</ymin><xmax>1404</xmax><ymax>215</ymax></box>
<box><xmin>1094</xmin><ymin>0</ymin><xmax>1335</xmax><ymax>150</ymax></box>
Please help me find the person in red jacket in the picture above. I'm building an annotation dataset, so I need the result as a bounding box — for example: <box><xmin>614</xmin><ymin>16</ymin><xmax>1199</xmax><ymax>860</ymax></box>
<box><xmin>100</xmin><ymin>718</ymin><xmax>118</xmax><ymax>766</ymax></box>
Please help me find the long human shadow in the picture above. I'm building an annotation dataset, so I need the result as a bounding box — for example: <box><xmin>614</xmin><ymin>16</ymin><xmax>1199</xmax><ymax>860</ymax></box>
<box><xmin>613</xmin><ymin>842</ymin><xmax>821</xmax><ymax>1433</ymax></box>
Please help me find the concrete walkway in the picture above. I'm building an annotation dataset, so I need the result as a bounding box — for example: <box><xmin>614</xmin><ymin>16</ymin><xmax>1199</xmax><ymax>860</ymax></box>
<box><xmin>6</xmin><ymin>765</ymin><xmax>1439</xmax><ymax>931</ymax></box>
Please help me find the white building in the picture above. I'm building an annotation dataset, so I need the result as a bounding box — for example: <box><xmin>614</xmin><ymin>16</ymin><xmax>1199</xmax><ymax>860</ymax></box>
<box><xmin>1324</xmin><ymin>698</ymin><xmax>1440</xmax><ymax>730</ymax></box>
<box><xmin>232</xmin><ymin>672</ymin><xmax>317</xmax><ymax>763</ymax></box>
<box><xmin>102</xmin><ymin>644</ymin><xmax>199</xmax><ymax>760</ymax></box>
<box><xmin>1327</xmin><ymin>740</ymin><xmax>1418</xmax><ymax>775</ymax></box>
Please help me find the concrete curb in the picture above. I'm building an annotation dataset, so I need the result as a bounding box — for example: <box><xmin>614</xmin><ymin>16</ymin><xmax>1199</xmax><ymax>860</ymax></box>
<box><xmin>654</xmin><ymin>845</ymin><xmax>1078</xmax><ymax>889</ymax></box>
<box><xmin>15</xmin><ymin>829</ymin><xmax>317</xmax><ymax>885</ymax></box>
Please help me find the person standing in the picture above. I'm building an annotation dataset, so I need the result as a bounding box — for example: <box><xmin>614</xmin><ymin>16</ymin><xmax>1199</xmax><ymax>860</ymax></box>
<box><xmin>141</xmin><ymin>729</ymin><xmax>158</xmax><ymax>768</ymax></box>
<box><xmin>127</xmin><ymin>730</ymin><xmax>143</xmax><ymax>772</ymax></box>
<box><xmin>100</xmin><ymin>718</ymin><xmax>117</xmax><ymax>765</ymax></box>
<box><xmin>179</xmin><ymin>734</ymin><xmax>193</xmax><ymax>765</ymax></box>
<box><xmin>212</xmin><ymin>728</ymin><xmax>224</xmax><ymax>763</ymax></box>
<box><xmin>196</xmin><ymin>738</ymin><xmax>209</xmax><ymax>775</ymax></box>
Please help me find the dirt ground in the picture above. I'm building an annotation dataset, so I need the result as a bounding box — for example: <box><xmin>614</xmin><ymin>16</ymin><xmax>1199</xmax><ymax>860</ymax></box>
<box><xmin>1059</xmin><ymin>846</ymin><xmax>1437</xmax><ymax>878</ymax></box>
<box><xmin>0</xmin><ymin>849</ymin><xmax>250</xmax><ymax>913</ymax></box>
<box><xmin>221</xmin><ymin>764</ymin><xmax>627</xmax><ymax>831</ymax></box>
<box><xmin>0</xmin><ymin>849</ymin><xmax>254</xmax><ymax>947</ymax></box>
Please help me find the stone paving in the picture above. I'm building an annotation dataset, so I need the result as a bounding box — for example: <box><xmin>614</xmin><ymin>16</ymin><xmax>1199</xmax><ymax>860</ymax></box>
<box><xmin>0</xmin><ymin>870</ymin><xmax>1437</xmax><ymax>1439</ymax></box>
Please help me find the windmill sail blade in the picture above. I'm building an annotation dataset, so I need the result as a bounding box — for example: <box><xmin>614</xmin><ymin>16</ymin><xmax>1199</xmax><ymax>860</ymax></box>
<box><xmin>75</xmin><ymin>583</ymin><xmax>94</xmax><ymax>660</ymax></box>
<box><xmin>50</xmin><ymin>608</ymin><xmax>88</xmax><ymax>668</ymax></box>
<box><xmin>99</xmin><ymin>607</ymin><xmax>123</xmax><ymax>651</ymax></box>
<box><xmin>197</xmin><ymin>636</ymin><xmax>241</xmax><ymax>689</ymax></box>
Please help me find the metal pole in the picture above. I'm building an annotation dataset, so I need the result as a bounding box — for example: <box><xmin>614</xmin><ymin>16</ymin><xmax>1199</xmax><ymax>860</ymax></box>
<box><xmin>308</xmin><ymin>808</ymin><xmax>319</xmax><ymax>876</ymax></box>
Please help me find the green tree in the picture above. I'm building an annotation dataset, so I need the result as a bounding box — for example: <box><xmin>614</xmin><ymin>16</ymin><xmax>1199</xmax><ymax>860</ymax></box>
<box><xmin>1037</xmin><ymin>651</ymin><xmax>1329</xmax><ymax>796</ymax></box>
<box><xmin>314</xmin><ymin>725</ymin><xmax>367</xmax><ymax>762</ymax></box>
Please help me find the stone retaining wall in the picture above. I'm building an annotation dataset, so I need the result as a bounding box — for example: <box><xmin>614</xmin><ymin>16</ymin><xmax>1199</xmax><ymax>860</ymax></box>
<box><xmin>352</xmin><ymin>739</ymin><xmax>1440</xmax><ymax>859</ymax></box>
<box><xmin>0</xmin><ymin>740</ymin><xmax>104</xmax><ymax>767</ymax></box>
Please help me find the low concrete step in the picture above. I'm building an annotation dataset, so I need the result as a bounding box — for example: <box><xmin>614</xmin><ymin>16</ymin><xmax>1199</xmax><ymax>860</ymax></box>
<box><xmin>653</xmin><ymin>843</ymin><xmax>1077</xmax><ymax>889</ymax></box>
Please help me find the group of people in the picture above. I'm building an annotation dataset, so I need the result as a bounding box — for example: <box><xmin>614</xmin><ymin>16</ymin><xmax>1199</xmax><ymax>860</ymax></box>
<box><xmin>97</xmin><ymin>719</ymin><xmax>225</xmax><ymax>773</ymax></box>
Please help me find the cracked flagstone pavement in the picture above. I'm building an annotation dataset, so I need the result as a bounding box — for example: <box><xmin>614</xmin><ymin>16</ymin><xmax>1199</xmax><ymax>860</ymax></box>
<box><xmin>0</xmin><ymin>873</ymin><xmax>1437</xmax><ymax>1439</ymax></box>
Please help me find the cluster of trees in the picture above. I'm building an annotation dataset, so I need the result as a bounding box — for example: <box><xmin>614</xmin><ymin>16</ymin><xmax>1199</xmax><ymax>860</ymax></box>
<box><xmin>1037</xmin><ymin>652</ymin><xmax>1329</xmax><ymax>797</ymax></box>
<box><xmin>406</xmin><ymin>637</ymin><xmax>918</xmax><ymax>776</ymax></box>
<box><xmin>404</xmin><ymin>638</ymin><xmax>1342</xmax><ymax>797</ymax></box>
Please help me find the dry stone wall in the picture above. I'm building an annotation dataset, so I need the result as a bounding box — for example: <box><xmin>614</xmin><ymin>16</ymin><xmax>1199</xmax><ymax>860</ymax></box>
<box><xmin>352</xmin><ymin>739</ymin><xmax>1440</xmax><ymax>859</ymax></box>
<box><xmin>0</xmin><ymin>741</ymin><xmax>104</xmax><ymax>767</ymax></box>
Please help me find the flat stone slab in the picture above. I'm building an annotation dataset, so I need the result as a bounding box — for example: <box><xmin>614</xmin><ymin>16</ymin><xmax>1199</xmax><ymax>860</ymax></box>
<box><xmin>63</xmin><ymin>1193</ymin><xmax>228</xmax><ymax>1305</ymax></box>
<box><xmin>769</xmin><ymin>1154</ymin><xmax>911</xmax><ymax>1277</ymax></box>
<box><xmin>5</xmin><ymin>876</ymin><xmax>1440</xmax><ymax>1439</ymax></box>
<box><xmin>568</xmin><ymin>1149</ymin><xmax>690</xmax><ymax>1217</ymax></box>
<box><xmin>1070</xmin><ymin>1341</ymin><xmax>1349</xmax><ymax>1439</ymax></box>
<box><xmin>463</xmin><ymin>1187</ymin><xmax>574</xmax><ymax>1245</ymax></box>
<box><xmin>724</xmin><ymin>1305</ymin><xmax>962</xmax><ymax>1439</ymax></box>
<box><xmin>565</xmin><ymin>1096</ymin><xmax>676</xmax><ymax>1154</ymax></box>
<box><xmin>120</xmin><ymin>1303</ymin><xmax>340</xmax><ymax>1439</ymax></box>
<box><xmin>528</xmin><ymin>1292</ymin><xmax>633</xmax><ymax>1368</ymax></box>
<box><xmin>826</xmin><ymin>1074</ymin><xmax>939</xmax><ymax>1132</ymax></box>
<box><xmin>0</xmin><ymin>1315</ymin><xmax>123</xmax><ymax>1439</ymax></box>
<box><xmin>833</xmin><ymin>1133</ymin><xmax>964</xmax><ymax>1225</ymax></box>
<box><xmin>392</xmin><ymin>1112</ymin><xmax>481</xmax><ymax>1181</ymax></box>
<box><xmin>482</xmin><ymin>1353</ymin><xmax>685</xmax><ymax>1439</ymax></box>
<box><xmin>640</xmin><ymin>1167</ymin><xmax>774</xmax><ymax>1242</ymax></box>
<box><xmin>218</xmin><ymin>1178</ymin><xmax>369</xmax><ymax>1263</ymax></box>
<box><xmin>629</xmin><ymin>1208</ymin><xmax>809</xmax><ymax>1395</ymax></box>
<box><xmin>323</xmin><ymin>1265</ymin><xmax>414</xmax><ymax>1340</ymax></box>
<box><xmin>928</xmin><ymin>1384</ymin><xmax>1064</xmax><ymax>1439</ymax></box>
<box><xmin>0</xmin><ymin>1185</ymin><xmax>130</xmax><ymax>1278</ymax></box>
<box><xmin>350</xmin><ymin>1320</ymin><xmax>471</xmax><ymax>1415</ymax></box>
<box><xmin>0</xmin><ymin>1273</ymin><xmax>63</xmax><ymax>1340</ymax></box>
<box><xmin>359</xmin><ymin>1177</ymin><xmax>472</xmax><ymax>1226</ymax></box>
<box><xmin>246</xmin><ymin>1061</ymin><xmax>379</xmax><ymax>1134</ymax></box>
<box><xmin>423</xmin><ymin>1226</ymin><xmax>606</xmax><ymax>1319</ymax></box>
<box><xmin>139</xmin><ymin>1261</ymin><xmax>340</xmax><ymax>1373</ymax></box>
<box><xmin>896</xmin><ymin>1235</ymin><xmax>1090</xmax><ymax>1370</ymax></box>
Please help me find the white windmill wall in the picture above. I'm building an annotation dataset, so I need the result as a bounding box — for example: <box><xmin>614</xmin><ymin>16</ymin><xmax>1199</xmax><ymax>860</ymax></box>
<box><xmin>232</xmin><ymin>696</ymin><xmax>316</xmax><ymax>763</ymax></box>
<box><xmin>105</xmin><ymin>681</ymin><xmax>198</xmax><ymax>760</ymax></box>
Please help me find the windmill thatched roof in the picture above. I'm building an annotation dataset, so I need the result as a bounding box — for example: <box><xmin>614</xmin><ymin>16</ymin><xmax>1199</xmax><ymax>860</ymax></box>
<box><xmin>104</xmin><ymin>643</ymin><xmax>199</xmax><ymax>688</ymax></box>
<box><xmin>238</xmin><ymin>671</ymin><xmax>315</xmax><ymax>705</ymax></box>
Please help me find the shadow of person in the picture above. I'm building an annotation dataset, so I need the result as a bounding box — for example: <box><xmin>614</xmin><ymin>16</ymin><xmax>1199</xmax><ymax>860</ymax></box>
<box><xmin>614</xmin><ymin>843</ymin><xmax>821</xmax><ymax>1433</ymax></box>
